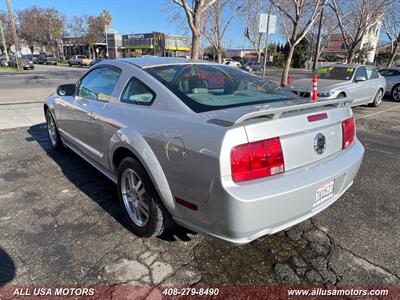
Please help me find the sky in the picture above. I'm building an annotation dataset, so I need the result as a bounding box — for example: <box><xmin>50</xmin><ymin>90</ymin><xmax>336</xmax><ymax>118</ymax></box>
<box><xmin>3</xmin><ymin>0</ymin><xmax>284</xmax><ymax>48</ymax></box>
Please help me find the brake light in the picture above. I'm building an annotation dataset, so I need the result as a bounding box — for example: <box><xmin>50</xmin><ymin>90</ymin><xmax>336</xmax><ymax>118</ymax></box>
<box><xmin>231</xmin><ymin>137</ymin><xmax>285</xmax><ymax>182</ymax></box>
<box><xmin>342</xmin><ymin>117</ymin><xmax>355</xmax><ymax>149</ymax></box>
<box><xmin>307</xmin><ymin>113</ymin><xmax>328</xmax><ymax>122</ymax></box>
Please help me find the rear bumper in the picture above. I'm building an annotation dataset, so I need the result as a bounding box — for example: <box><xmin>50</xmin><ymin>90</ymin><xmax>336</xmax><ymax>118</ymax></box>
<box><xmin>174</xmin><ymin>139</ymin><xmax>364</xmax><ymax>245</ymax></box>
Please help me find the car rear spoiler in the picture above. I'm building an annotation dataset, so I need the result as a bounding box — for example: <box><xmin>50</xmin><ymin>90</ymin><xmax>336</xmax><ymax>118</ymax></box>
<box><xmin>234</xmin><ymin>98</ymin><xmax>354</xmax><ymax>124</ymax></box>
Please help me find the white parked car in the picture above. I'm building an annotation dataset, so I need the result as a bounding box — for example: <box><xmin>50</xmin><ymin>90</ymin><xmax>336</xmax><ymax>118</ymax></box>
<box><xmin>226</xmin><ymin>61</ymin><xmax>241</xmax><ymax>67</ymax></box>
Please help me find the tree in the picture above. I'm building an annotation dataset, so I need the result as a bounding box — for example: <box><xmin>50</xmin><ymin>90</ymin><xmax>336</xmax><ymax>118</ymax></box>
<box><xmin>70</xmin><ymin>12</ymin><xmax>111</xmax><ymax>59</ymax></box>
<box><xmin>16</xmin><ymin>6</ymin><xmax>65</xmax><ymax>55</ymax></box>
<box><xmin>102</xmin><ymin>10</ymin><xmax>112</xmax><ymax>30</ymax></box>
<box><xmin>242</xmin><ymin>0</ymin><xmax>268</xmax><ymax>63</ymax></box>
<box><xmin>292</xmin><ymin>38</ymin><xmax>310</xmax><ymax>68</ymax></box>
<box><xmin>172</xmin><ymin>0</ymin><xmax>218</xmax><ymax>59</ymax></box>
<box><xmin>270</xmin><ymin>0</ymin><xmax>326</xmax><ymax>86</ymax></box>
<box><xmin>0</xmin><ymin>11</ymin><xmax>12</xmax><ymax>51</ymax></box>
<box><xmin>203</xmin><ymin>0</ymin><xmax>241</xmax><ymax>63</ymax></box>
<box><xmin>330</xmin><ymin>0</ymin><xmax>392</xmax><ymax>64</ymax></box>
<box><xmin>203</xmin><ymin>45</ymin><xmax>226</xmax><ymax>59</ymax></box>
<box><xmin>382</xmin><ymin>2</ymin><xmax>400</xmax><ymax>67</ymax></box>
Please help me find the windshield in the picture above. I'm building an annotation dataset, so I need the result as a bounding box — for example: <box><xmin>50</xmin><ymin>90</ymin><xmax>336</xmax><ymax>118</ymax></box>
<box><xmin>146</xmin><ymin>64</ymin><xmax>297</xmax><ymax>113</ymax></box>
<box><xmin>317</xmin><ymin>66</ymin><xmax>355</xmax><ymax>80</ymax></box>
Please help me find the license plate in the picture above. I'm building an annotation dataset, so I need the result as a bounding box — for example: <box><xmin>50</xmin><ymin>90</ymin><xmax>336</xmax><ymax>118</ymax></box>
<box><xmin>314</xmin><ymin>180</ymin><xmax>335</xmax><ymax>207</ymax></box>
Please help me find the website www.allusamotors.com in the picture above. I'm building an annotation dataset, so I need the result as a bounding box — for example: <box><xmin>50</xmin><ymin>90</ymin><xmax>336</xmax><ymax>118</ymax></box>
<box><xmin>288</xmin><ymin>288</ymin><xmax>389</xmax><ymax>297</ymax></box>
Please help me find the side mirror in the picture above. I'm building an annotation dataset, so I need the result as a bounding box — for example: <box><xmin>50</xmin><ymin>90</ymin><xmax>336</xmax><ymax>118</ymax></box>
<box><xmin>355</xmin><ymin>76</ymin><xmax>366</xmax><ymax>82</ymax></box>
<box><xmin>57</xmin><ymin>84</ymin><xmax>76</xmax><ymax>96</ymax></box>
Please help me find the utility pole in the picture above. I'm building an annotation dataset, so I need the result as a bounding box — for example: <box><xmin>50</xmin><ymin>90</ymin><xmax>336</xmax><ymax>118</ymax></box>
<box><xmin>262</xmin><ymin>14</ymin><xmax>270</xmax><ymax>78</ymax></box>
<box><xmin>0</xmin><ymin>18</ymin><xmax>9</xmax><ymax>62</ymax></box>
<box><xmin>6</xmin><ymin>0</ymin><xmax>21</xmax><ymax>70</ymax></box>
<box><xmin>312</xmin><ymin>5</ymin><xmax>324</xmax><ymax>72</ymax></box>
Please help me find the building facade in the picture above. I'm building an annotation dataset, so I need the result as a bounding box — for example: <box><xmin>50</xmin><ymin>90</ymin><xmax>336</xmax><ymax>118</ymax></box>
<box><xmin>62</xmin><ymin>32</ymin><xmax>189</xmax><ymax>59</ymax></box>
<box><xmin>121</xmin><ymin>32</ymin><xmax>190</xmax><ymax>57</ymax></box>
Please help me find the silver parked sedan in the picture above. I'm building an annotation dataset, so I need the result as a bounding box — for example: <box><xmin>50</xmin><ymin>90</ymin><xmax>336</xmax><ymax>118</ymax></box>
<box><xmin>44</xmin><ymin>57</ymin><xmax>364</xmax><ymax>245</ymax></box>
<box><xmin>290</xmin><ymin>64</ymin><xmax>386</xmax><ymax>107</ymax></box>
<box><xmin>379</xmin><ymin>67</ymin><xmax>400</xmax><ymax>101</ymax></box>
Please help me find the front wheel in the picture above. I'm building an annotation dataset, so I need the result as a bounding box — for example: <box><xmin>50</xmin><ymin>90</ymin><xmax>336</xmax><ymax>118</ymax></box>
<box><xmin>370</xmin><ymin>89</ymin><xmax>383</xmax><ymax>107</ymax></box>
<box><xmin>117</xmin><ymin>157</ymin><xmax>172</xmax><ymax>238</ymax></box>
<box><xmin>391</xmin><ymin>84</ymin><xmax>400</xmax><ymax>102</ymax></box>
<box><xmin>45</xmin><ymin>110</ymin><xmax>63</xmax><ymax>151</ymax></box>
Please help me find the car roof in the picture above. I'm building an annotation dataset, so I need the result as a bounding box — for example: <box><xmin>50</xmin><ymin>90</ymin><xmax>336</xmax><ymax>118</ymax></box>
<box><xmin>380</xmin><ymin>67</ymin><xmax>400</xmax><ymax>71</ymax></box>
<box><xmin>319</xmin><ymin>63</ymin><xmax>364</xmax><ymax>68</ymax></box>
<box><xmin>119</xmin><ymin>56</ymin><xmax>214</xmax><ymax>69</ymax></box>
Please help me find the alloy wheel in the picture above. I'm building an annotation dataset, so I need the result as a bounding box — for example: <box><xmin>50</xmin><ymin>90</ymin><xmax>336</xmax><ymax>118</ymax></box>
<box><xmin>393</xmin><ymin>86</ymin><xmax>400</xmax><ymax>101</ymax></box>
<box><xmin>121</xmin><ymin>169</ymin><xmax>149</xmax><ymax>227</ymax></box>
<box><xmin>375</xmin><ymin>89</ymin><xmax>383</xmax><ymax>106</ymax></box>
<box><xmin>46</xmin><ymin>112</ymin><xmax>57</xmax><ymax>146</ymax></box>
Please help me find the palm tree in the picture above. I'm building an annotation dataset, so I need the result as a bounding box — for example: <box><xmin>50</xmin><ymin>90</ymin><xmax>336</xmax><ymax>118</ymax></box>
<box><xmin>102</xmin><ymin>10</ymin><xmax>112</xmax><ymax>30</ymax></box>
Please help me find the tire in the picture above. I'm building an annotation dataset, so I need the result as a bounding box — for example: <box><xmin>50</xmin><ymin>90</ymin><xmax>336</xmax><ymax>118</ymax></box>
<box><xmin>45</xmin><ymin>110</ymin><xmax>63</xmax><ymax>151</ymax></box>
<box><xmin>370</xmin><ymin>88</ymin><xmax>383</xmax><ymax>107</ymax></box>
<box><xmin>117</xmin><ymin>157</ymin><xmax>172</xmax><ymax>238</ymax></box>
<box><xmin>68</xmin><ymin>63</ymin><xmax>72</xmax><ymax>67</ymax></box>
<box><xmin>337</xmin><ymin>93</ymin><xmax>346</xmax><ymax>98</ymax></box>
<box><xmin>391</xmin><ymin>84</ymin><xmax>400</xmax><ymax>102</ymax></box>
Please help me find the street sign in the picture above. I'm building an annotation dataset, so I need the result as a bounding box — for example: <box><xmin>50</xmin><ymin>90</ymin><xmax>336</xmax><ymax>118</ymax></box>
<box><xmin>268</xmin><ymin>15</ymin><xmax>277</xmax><ymax>34</ymax></box>
<box><xmin>259</xmin><ymin>14</ymin><xmax>268</xmax><ymax>33</ymax></box>
<box><xmin>259</xmin><ymin>14</ymin><xmax>277</xmax><ymax>34</ymax></box>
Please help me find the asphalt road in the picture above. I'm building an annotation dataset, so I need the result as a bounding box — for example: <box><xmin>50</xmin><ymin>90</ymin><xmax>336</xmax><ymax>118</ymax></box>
<box><xmin>0</xmin><ymin>102</ymin><xmax>399</xmax><ymax>288</ymax></box>
<box><xmin>0</xmin><ymin>64</ymin><xmax>86</xmax><ymax>104</ymax></box>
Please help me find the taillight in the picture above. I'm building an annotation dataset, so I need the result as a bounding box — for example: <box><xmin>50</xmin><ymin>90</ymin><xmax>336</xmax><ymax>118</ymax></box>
<box><xmin>231</xmin><ymin>137</ymin><xmax>285</xmax><ymax>182</ymax></box>
<box><xmin>342</xmin><ymin>117</ymin><xmax>355</xmax><ymax>149</ymax></box>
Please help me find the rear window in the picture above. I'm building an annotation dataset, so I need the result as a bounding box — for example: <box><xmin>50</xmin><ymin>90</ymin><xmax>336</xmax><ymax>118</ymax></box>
<box><xmin>146</xmin><ymin>64</ymin><xmax>297</xmax><ymax>113</ymax></box>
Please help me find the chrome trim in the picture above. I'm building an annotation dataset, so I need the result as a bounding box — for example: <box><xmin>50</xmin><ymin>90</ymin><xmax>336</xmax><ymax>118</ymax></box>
<box><xmin>59</xmin><ymin>128</ymin><xmax>104</xmax><ymax>158</ymax></box>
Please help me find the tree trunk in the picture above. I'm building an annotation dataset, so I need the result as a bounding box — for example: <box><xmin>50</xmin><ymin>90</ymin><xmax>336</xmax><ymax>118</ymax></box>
<box><xmin>191</xmin><ymin>33</ymin><xmax>201</xmax><ymax>60</ymax></box>
<box><xmin>347</xmin><ymin>47</ymin><xmax>356</xmax><ymax>64</ymax></box>
<box><xmin>387</xmin><ymin>40</ymin><xmax>399</xmax><ymax>67</ymax></box>
<box><xmin>281</xmin><ymin>45</ymin><xmax>295</xmax><ymax>87</ymax></box>
<box><xmin>257</xmin><ymin>50</ymin><xmax>262</xmax><ymax>63</ymax></box>
<box><xmin>217</xmin><ymin>51</ymin><xmax>222</xmax><ymax>64</ymax></box>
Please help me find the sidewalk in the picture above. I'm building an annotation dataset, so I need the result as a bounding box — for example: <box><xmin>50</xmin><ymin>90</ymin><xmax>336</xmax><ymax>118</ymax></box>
<box><xmin>0</xmin><ymin>103</ymin><xmax>44</xmax><ymax>130</ymax></box>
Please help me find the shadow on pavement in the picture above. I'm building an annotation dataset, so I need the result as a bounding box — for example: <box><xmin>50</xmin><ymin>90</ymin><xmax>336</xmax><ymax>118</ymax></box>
<box><xmin>26</xmin><ymin>123</ymin><xmax>196</xmax><ymax>243</ymax></box>
<box><xmin>0</xmin><ymin>247</ymin><xmax>16</xmax><ymax>285</ymax></box>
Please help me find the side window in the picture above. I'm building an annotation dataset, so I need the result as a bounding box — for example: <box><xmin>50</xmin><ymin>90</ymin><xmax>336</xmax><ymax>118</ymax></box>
<box><xmin>365</xmin><ymin>67</ymin><xmax>378</xmax><ymax>80</ymax></box>
<box><xmin>379</xmin><ymin>69</ymin><xmax>393</xmax><ymax>76</ymax></box>
<box><xmin>121</xmin><ymin>77</ymin><xmax>156</xmax><ymax>105</ymax></box>
<box><xmin>354</xmin><ymin>67</ymin><xmax>367</xmax><ymax>80</ymax></box>
<box><xmin>370</xmin><ymin>68</ymin><xmax>379</xmax><ymax>79</ymax></box>
<box><xmin>78</xmin><ymin>67</ymin><xmax>120</xmax><ymax>101</ymax></box>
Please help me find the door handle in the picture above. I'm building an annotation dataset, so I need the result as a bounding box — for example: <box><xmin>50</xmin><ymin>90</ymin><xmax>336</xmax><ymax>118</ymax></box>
<box><xmin>87</xmin><ymin>112</ymin><xmax>97</xmax><ymax>120</ymax></box>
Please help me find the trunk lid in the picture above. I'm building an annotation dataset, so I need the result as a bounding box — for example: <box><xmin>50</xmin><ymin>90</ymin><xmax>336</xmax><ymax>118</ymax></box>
<box><xmin>242</xmin><ymin>106</ymin><xmax>351</xmax><ymax>171</ymax></box>
<box><xmin>216</xmin><ymin>98</ymin><xmax>354</xmax><ymax>176</ymax></box>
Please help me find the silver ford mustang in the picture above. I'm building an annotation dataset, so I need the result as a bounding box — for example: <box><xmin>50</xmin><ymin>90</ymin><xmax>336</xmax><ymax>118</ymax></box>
<box><xmin>44</xmin><ymin>57</ymin><xmax>364</xmax><ymax>245</ymax></box>
<box><xmin>290</xmin><ymin>64</ymin><xmax>386</xmax><ymax>107</ymax></box>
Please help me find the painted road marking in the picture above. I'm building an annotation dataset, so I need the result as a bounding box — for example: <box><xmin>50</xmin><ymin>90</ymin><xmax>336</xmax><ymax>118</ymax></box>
<box><xmin>356</xmin><ymin>105</ymin><xmax>400</xmax><ymax>120</ymax></box>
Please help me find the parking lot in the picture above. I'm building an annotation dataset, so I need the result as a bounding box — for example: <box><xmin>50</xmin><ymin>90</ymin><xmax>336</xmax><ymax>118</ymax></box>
<box><xmin>0</xmin><ymin>65</ymin><xmax>399</xmax><ymax>287</ymax></box>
